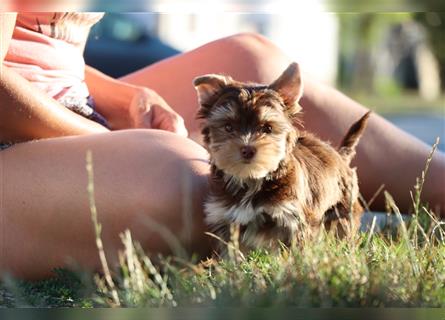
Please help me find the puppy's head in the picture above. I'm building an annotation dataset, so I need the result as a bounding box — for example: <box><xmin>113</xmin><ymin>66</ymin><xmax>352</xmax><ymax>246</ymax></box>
<box><xmin>194</xmin><ymin>63</ymin><xmax>303</xmax><ymax>180</ymax></box>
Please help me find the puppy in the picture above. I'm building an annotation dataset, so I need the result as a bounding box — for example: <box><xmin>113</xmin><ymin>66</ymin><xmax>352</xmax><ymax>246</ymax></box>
<box><xmin>194</xmin><ymin>63</ymin><xmax>370</xmax><ymax>250</ymax></box>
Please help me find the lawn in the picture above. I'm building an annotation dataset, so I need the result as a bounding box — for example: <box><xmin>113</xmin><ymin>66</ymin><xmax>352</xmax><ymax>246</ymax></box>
<box><xmin>0</xmin><ymin>141</ymin><xmax>443</xmax><ymax>308</ymax></box>
<box><xmin>1</xmin><ymin>214</ymin><xmax>444</xmax><ymax>308</ymax></box>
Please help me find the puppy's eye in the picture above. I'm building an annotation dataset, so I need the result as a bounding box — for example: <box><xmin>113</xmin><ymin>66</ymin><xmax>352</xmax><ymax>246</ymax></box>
<box><xmin>224</xmin><ymin>123</ymin><xmax>233</xmax><ymax>133</ymax></box>
<box><xmin>261</xmin><ymin>124</ymin><xmax>273</xmax><ymax>134</ymax></box>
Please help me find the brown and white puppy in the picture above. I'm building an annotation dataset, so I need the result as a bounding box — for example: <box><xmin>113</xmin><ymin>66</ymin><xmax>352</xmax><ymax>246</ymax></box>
<box><xmin>194</xmin><ymin>63</ymin><xmax>370</xmax><ymax>250</ymax></box>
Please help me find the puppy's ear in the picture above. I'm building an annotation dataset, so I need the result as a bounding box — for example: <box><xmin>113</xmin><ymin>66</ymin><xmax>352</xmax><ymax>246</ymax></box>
<box><xmin>193</xmin><ymin>74</ymin><xmax>232</xmax><ymax>106</ymax></box>
<box><xmin>269</xmin><ymin>62</ymin><xmax>303</xmax><ymax>108</ymax></box>
<box><xmin>338</xmin><ymin>111</ymin><xmax>371</xmax><ymax>164</ymax></box>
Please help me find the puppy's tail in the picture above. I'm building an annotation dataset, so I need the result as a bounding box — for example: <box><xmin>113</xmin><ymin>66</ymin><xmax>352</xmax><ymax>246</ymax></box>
<box><xmin>338</xmin><ymin>111</ymin><xmax>371</xmax><ymax>164</ymax></box>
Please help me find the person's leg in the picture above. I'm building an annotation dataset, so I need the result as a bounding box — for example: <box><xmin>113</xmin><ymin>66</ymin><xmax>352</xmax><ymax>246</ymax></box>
<box><xmin>120</xmin><ymin>33</ymin><xmax>290</xmax><ymax>135</ymax></box>
<box><xmin>121</xmin><ymin>32</ymin><xmax>445</xmax><ymax>216</ymax></box>
<box><xmin>0</xmin><ymin>129</ymin><xmax>210</xmax><ymax>279</ymax></box>
<box><xmin>300</xmin><ymin>81</ymin><xmax>445</xmax><ymax>217</ymax></box>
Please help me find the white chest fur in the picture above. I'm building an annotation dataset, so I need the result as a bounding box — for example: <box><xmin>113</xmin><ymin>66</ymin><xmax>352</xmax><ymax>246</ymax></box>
<box><xmin>204</xmin><ymin>195</ymin><xmax>307</xmax><ymax>231</ymax></box>
<box><xmin>205</xmin><ymin>196</ymin><xmax>258</xmax><ymax>226</ymax></box>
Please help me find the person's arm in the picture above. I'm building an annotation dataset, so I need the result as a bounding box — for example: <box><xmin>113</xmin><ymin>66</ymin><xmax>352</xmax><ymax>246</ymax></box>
<box><xmin>0</xmin><ymin>14</ymin><xmax>109</xmax><ymax>143</ymax></box>
<box><xmin>84</xmin><ymin>65</ymin><xmax>135</xmax><ymax>129</ymax></box>
<box><xmin>85</xmin><ymin>65</ymin><xmax>188</xmax><ymax>136</ymax></box>
<box><xmin>1</xmin><ymin>13</ymin><xmax>16</xmax><ymax>62</ymax></box>
<box><xmin>0</xmin><ymin>67</ymin><xmax>109</xmax><ymax>142</ymax></box>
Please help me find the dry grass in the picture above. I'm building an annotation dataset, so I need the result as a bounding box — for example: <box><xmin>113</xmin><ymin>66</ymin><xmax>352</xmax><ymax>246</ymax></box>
<box><xmin>89</xmin><ymin>138</ymin><xmax>445</xmax><ymax>308</ymax></box>
<box><xmin>1</xmin><ymin>140</ymin><xmax>443</xmax><ymax>308</ymax></box>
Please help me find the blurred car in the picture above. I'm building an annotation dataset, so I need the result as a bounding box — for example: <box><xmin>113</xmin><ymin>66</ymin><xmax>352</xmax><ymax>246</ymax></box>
<box><xmin>84</xmin><ymin>13</ymin><xmax>181</xmax><ymax>78</ymax></box>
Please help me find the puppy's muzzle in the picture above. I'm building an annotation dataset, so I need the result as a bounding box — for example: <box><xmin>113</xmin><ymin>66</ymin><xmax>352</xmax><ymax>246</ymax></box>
<box><xmin>240</xmin><ymin>145</ymin><xmax>256</xmax><ymax>160</ymax></box>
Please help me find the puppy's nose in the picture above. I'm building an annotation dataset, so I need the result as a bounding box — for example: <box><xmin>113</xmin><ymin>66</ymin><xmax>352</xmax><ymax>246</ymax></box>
<box><xmin>240</xmin><ymin>146</ymin><xmax>256</xmax><ymax>160</ymax></box>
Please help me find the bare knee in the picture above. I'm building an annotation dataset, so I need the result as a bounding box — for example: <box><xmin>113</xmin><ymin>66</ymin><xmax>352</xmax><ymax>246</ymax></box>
<box><xmin>223</xmin><ymin>32</ymin><xmax>278</xmax><ymax>51</ymax></box>
<box><xmin>103</xmin><ymin>130</ymin><xmax>210</xmax><ymax>254</ymax></box>
<box><xmin>113</xmin><ymin>129</ymin><xmax>209</xmax><ymax>207</ymax></box>
<box><xmin>212</xmin><ymin>32</ymin><xmax>291</xmax><ymax>83</ymax></box>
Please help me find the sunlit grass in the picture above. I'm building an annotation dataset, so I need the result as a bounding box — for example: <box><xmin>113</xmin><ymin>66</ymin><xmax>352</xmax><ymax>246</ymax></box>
<box><xmin>1</xmin><ymin>140</ymin><xmax>443</xmax><ymax>308</ymax></box>
<box><xmin>91</xmin><ymin>217</ymin><xmax>444</xmax><ymax>307</ymax></box>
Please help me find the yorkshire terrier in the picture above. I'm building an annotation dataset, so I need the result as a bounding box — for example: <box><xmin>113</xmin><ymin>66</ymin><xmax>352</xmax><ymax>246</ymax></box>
<box><xmin>194</xmin><ymin>63</ymin><xmax>370</xmax><ymax>250</ymax></box>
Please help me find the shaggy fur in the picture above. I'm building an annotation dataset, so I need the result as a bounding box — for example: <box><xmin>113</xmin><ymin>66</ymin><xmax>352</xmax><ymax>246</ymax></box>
<box><xmin>194</xmin><ymin>63</ymin><xmax>370</xmax><ymax>250</ymax></box>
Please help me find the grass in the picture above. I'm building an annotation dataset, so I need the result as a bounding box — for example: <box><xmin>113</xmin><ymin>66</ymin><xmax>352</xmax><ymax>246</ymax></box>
<box><xmin>0</xmin><ymin>141</ymin><xmax>444</xmax><ymax>308</ymax></box>
<box><xmin>349</xmin><ymin>92</ymin><xmax>445</xmax><ymax>115</ymax></box>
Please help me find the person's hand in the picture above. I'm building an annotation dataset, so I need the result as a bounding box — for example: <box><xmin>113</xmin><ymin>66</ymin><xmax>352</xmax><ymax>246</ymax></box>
<box><xmin>128</xmin><ymin>88</ymin><xmax>188</xmax><ymax>137</ymax></box>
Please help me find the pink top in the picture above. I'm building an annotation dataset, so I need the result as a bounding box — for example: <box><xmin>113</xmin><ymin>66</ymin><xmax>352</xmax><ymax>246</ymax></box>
<box><xmin>3</xmin><ymin>13</ymin><xmax>104</xmax><ymax>102</ymax></box>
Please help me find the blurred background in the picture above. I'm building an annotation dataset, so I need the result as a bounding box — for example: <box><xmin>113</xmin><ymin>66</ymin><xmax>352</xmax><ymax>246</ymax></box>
<box><xmin>85</xmin><ymin>8</ymin><xmax>444</xmax><ymax>150</ymax></box>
